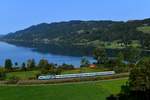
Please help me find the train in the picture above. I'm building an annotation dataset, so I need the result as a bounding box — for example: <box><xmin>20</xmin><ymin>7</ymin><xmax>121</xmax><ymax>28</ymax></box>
<box><xmin>38</xmin><ymin>71</ymin><xmax>115</xmax><ymax>80</ymax></box>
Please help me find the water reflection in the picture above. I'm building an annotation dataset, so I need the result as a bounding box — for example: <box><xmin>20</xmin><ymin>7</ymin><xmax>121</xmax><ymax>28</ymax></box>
<box><xmin>0</xmin><ymin>42</ymin><xmax>94</xmax><ymax>67</ymax></box>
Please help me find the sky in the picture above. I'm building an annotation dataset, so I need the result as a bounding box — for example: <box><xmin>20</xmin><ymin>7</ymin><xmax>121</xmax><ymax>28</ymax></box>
<box><xmin>0</xmin><ymin>0</ymin><xmax>150</xmax><ymax>34</ymax></box>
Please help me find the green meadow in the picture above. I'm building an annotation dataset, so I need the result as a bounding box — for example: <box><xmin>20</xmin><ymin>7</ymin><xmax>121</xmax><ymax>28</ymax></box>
<box><xmin>5</xmin><ymin>67</ymin><xmax>108</xmax><ymax>80</ymax></box>
<box><xmin>0</xmin><ymin>78</ymin><xmax>127</xmax><ymax>100</ymax></box>
<box><xmin>137</xmin><ymin>26</ymin><xmax>150</xmax><ymax>34</ymax></box>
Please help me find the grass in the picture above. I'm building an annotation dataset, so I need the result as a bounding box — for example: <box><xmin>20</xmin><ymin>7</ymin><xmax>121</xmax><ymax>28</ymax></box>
<box><xmin>99</xmin><ymin>79</ymin><xmax>126</xmax><ymax>94</ymax></box>
<box><xmin>6</xmin><ymin>71</ymin><xmax>40</xmax><ymax>80</ymax></box>
<box><xmin>77</xmin><ymin>40</ymin><xmax>141</xmax><ymax>49</ymax></box>
<box><xmin>0</xmin><ymin>78</ymin><xmax>127</xmax><ymax>100</ymax></box>
<box><xmin>104</xmin><ymin>40</ymin><xmax>141</xmax><ymax>48</ymax></box>
<box><xmin>85</xmin><ymin>40</ymin><xmax>140</xmax><ymax>49</ymax></box>
<box><xmin>104</xmin><ymin>41</ymin><xmax>125</xmax><ymax>49</ymax></box>
<box><xmin>5</xmin><ymin>68</ymin><xmax>108</xmax><ymax>80</ymax></box>
<box><xmin>62</xmin><ymin>67</ymin><xmax>107</xmax><ymax>74</ymax></box>
<box><xmin>137</xmin><ymin>26</ymin><xmax>150</xmax><ymax>34</ymax></box>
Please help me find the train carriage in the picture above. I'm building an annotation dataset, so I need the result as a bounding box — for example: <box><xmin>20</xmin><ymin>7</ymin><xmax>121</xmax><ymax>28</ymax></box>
<box><xmin>38</xmin><ymin>71</ymin><xmax>115</xmax><ymax>80</ymax></box>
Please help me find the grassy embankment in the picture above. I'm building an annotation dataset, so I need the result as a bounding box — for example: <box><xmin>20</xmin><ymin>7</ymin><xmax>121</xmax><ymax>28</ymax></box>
<box><xmin>5</xmin><ymin>67</ymin><xmax>108</xmax><ymax>80</ymax></box>
<box><xmin>0</xmin><ymin>78</ymin><xmax>127</xmax><ymax>100</ymax></box>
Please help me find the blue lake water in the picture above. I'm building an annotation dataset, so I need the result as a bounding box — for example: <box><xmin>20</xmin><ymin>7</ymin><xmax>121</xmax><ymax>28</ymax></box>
<box><xmin>0</xmin><ymin>42</ymin><xmax>94</xmax><ymax>67</ymax></box>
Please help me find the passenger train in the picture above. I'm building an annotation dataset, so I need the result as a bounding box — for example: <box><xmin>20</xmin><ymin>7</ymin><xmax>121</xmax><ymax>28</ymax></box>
<box><xmin>38</xmin><ymin>71</ymin><xmax>115</xmax><ymax>80</ymax></box>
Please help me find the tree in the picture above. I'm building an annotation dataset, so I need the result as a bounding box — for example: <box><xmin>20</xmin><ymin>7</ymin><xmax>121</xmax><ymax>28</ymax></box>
<box><xmin>80</xmin><ymin>57</ymin><xmax>90</xmax><ymax>67</ymax></box>
<box><xmin>21</xmin><ymin>62</ymin><xmax>26</xmax><ymax>71</ymax></box>
<box><xmin>114</xmin><ymin>52</ymin><xmax>127</xmax><ymax>73</ymax></box>
<box><xmin>117</xmin><ymin>52</ymin><xmax>124</xmax><ymax>63</ymax></box>
<box><xmin>0</xmin><ymin>68</ymin><xmax>6</xmax><ymax>80</ymax></box>
<box><xmin>107</xmin><ymin>57</ymin><xmax>150</xmax><ymax>100</ymax></box>
<box><xmin>123</xmin><ymin>40</ymin><xmax>132</xmax><ymax>47</ymax></box>
<box><xmin>41</xmin><ymin>66</ymin><xmax>61</xmax><ymax>75</ymax></box>
<box><xmin>4</xmin><ymin>59</ymin><xmax>13</xmax><ymax>71</ymax></box>
<box><xmin>49</xmin><ymin>68</ymin><xmax>62</xmax><ymax>75</ymax></box>
<box><xmin>93</xmin><ymin>47</ymin><xmax>108</xmax><ymax>64</ymax></box>
<box><xmin>140</xmin><ymin>35</ymin><xmax>150</xmax><ymax>49</ymax></box>
<box><xmin>59</xmin><ymin>63</ymin><xmax>74</xmax><ymax>70</ymax></box>
<box><xmin>123</xmin><ymin>47</ymin><xmax>141</xmax><ymax>63</ymax></box>
<box><xmin>129</xmin><ymin>57</ymin><xmax>150</xmax><ymax>91</ymax></box>
<box><xmin>40</xmin><ymin>63</ymin><xmax>56</xmax><ymax>74</ymax></box>
<box><xmin>38</xmin><ymin>59</ymin><xmax>49</xmax><ymax>68</ymax></box>
<box><xmin>27</xmin><ymin>59</ymin><xmax>36</xmax><ymax>70</ymax></box>
<box><xmin>106</xmin><ymin>94</ymin><xmax>117</xmax><ymax>100</ymax></box>
<box><xmin>14</xmin><ymin>62</ymin><xmax>18</xmax><ymax>67</ymax></box>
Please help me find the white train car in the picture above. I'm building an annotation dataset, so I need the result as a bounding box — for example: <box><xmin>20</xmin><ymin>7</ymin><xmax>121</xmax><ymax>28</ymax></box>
<box><xmin>38</xmin><ymin>75</ymin><xmax>53</xmax><ymax>80</ymax></box>
<box><xmin>38</xmin><ymin>71</ymin><xmax>115</xmax><ymax>80</ymax></box>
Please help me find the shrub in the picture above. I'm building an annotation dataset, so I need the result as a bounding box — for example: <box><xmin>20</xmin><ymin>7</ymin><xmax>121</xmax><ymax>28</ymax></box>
<box><xmin>0</xmin><ymin>68</ymin><xmax>6</xmax><ymax>80</ymax></box>
<box><xmin>58</xmin><ymin>64</ymin><xmax>75</xmax><ymax>70</ymax></box>
<box><xmin>6</xmin><ymin>76</ymin><xmax>20</xmax><ymax>84</ymax></box>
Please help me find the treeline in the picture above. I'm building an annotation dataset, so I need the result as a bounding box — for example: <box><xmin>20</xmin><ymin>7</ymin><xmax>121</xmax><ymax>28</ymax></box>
<box><xmin>93</xmin><ymin>47</ymin><xmax>142</xmax><ymax>73</ymax></box>
<box><xmin>0</xmin><ymin>59</ymin><xmax>75</xmax><ymax>80</ymax></box>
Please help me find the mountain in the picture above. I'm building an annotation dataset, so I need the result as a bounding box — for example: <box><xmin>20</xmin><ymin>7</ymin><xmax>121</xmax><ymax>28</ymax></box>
<box><xmin>2</xmin><ymin>19</ymin><xmax>150</xmax><ymax>49</ymax></box>
<box><xmin>0</xmin><ymin>35</ymin><xmax>4</xmax><ymax>38</ymax></box>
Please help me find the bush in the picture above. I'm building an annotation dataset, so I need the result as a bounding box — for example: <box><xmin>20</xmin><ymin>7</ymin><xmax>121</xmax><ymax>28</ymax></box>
<box><xmin>28</xmin><ymin>77</ymin><xmax>36</xmax><ymax>80</ymax></box>
<box><xmin>6</xmin><ymin>76</ymin><xmax>20</xmax><ymax>84</ymax></box>
<box><xmin>58</xmin><ymin>64</ymin><xmax>74</xmax><ymax>70</ymax></box>
<box><xmin>41</xmin><ymin>67</ymin><xmax>62</xmax><ymax>75</ymax></box>
<box><xmin>0</xmin><ymin>68</ymin><xmax>6</xmax><ymax>80</ymax></box>
<box><xmin>0</xmin><ymin>72</ymin><xmax>6</xmax><ymax>80</ymax></box>
<box><xmin>106</xmin><ymin>94</ymin><xmax>117</xmax><ymax>100</ymax></box>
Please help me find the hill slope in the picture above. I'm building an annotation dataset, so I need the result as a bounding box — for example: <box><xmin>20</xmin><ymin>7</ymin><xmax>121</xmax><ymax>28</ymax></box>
<box><xmin>2</xmin><ymin>19</ymin><xmax>150</xmax><ymax>49</ymax></box>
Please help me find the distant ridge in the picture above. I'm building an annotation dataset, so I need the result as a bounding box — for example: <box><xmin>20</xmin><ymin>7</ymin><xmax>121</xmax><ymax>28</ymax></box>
<box><xmin>2</xmin><ymin>18</ymin><xmax>150</xmax><ymax>49</ymax></box>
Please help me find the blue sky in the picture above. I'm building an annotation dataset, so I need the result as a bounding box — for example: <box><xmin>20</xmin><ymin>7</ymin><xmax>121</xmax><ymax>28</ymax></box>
<box><xmin>0</xmin><ymin>0</ymin><xmax>150</xmax><ymax>34</ymax></box>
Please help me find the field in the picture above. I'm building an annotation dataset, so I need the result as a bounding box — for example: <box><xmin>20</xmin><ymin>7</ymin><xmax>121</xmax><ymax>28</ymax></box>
<box><xmin>6</xmin><ymin>71</ymin><xmax>40</xmax><ymax>80</ymax></box>
<box><xmin>0</xmin><ymin>78</ymin><xmax>127</xmax><ymax>100</ymax></box>
<box><xmin>76</xmin><ymin>40</ymin><xmax>141</xmax><ymax>49</ymax></box>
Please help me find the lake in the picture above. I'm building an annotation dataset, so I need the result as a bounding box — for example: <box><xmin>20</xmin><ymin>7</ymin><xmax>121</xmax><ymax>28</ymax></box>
<box><xmin>0</xmin><ymin>42</ymin><xmax>95</xmax><ymax>67</ymax></box>
<box><xmin>1</xmin><ymin>41</ymin><xmax>150</xmax><ymax>68</ymax></box>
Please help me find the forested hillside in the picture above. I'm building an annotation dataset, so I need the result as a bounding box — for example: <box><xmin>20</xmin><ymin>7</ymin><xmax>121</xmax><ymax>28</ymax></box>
<box><xmin>2</xmin><ymin>18</ymin><xmax>150</xmax><ymax>49</ymax></box>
